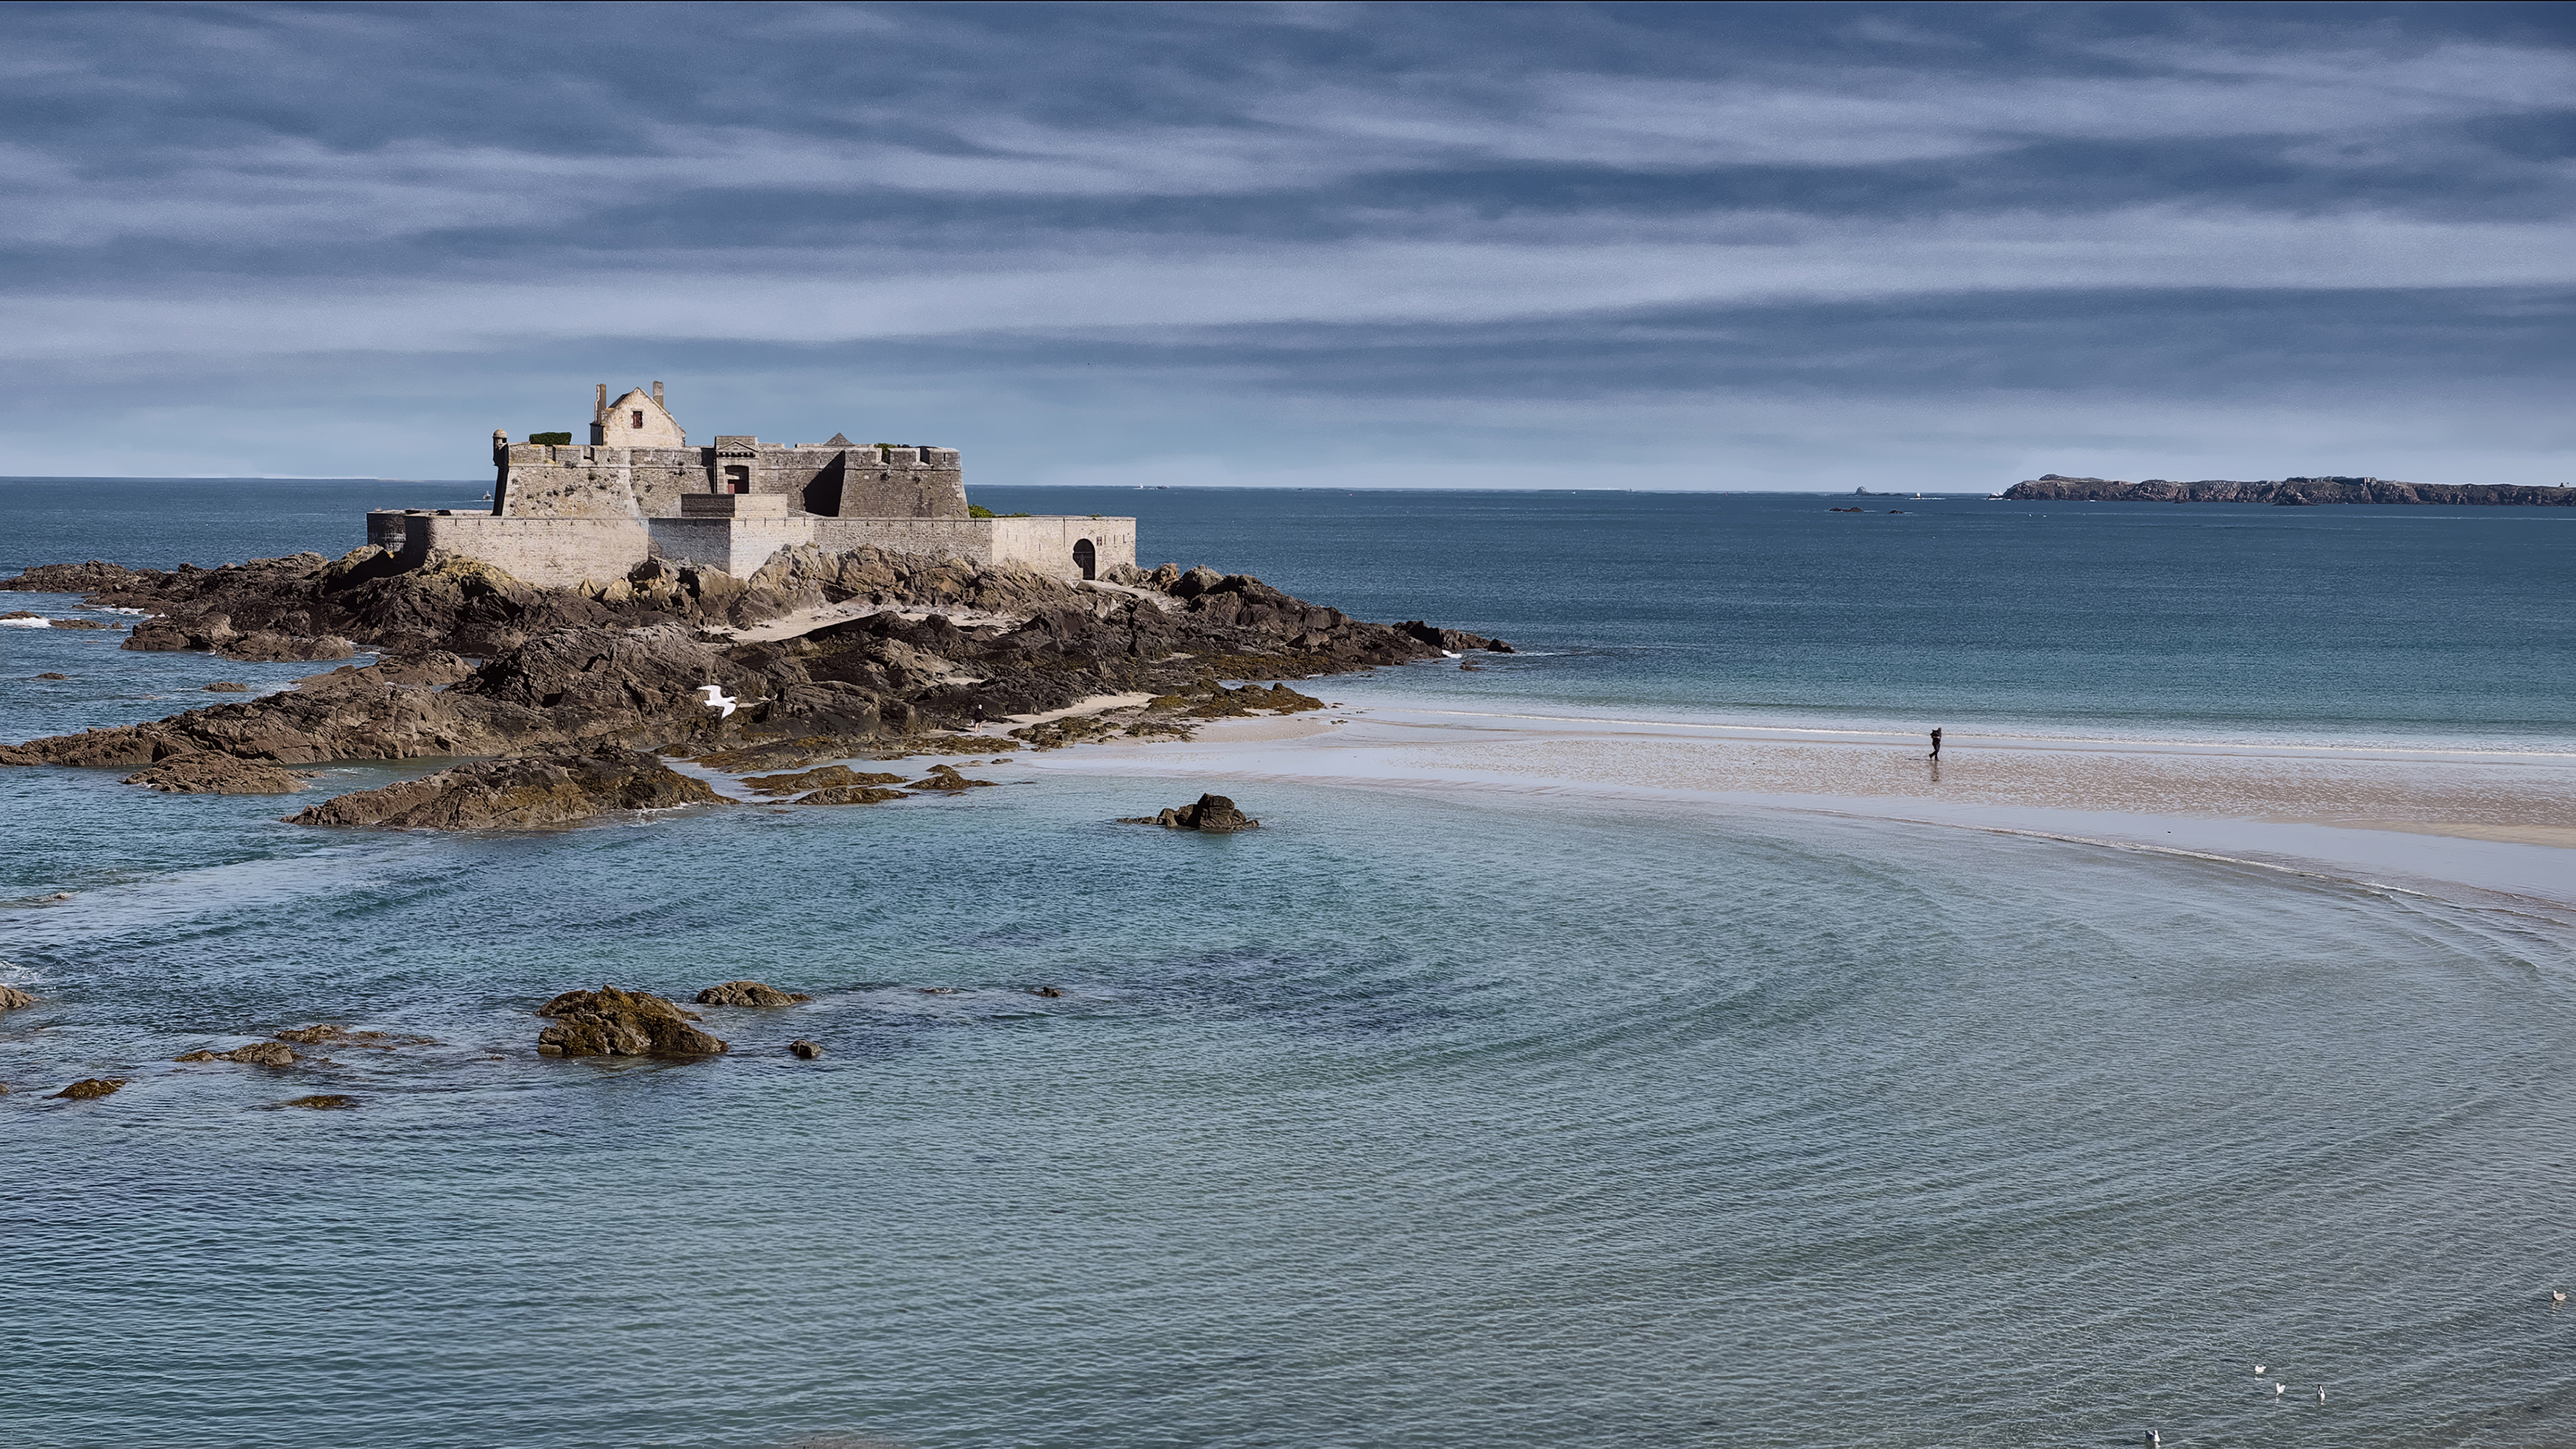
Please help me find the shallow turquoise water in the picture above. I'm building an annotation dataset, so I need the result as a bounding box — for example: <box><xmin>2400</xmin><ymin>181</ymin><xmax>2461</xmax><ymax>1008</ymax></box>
<box><xmin>7</xmin><ymin>483</ymin><xmax>2576</xmax><ymax>1448</ymax></box>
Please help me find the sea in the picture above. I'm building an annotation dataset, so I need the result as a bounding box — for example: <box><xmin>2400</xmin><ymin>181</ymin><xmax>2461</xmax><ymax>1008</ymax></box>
<box><xmin>4</xmin><ymin>478</ymin><xmax>2574</xmax><ymax>1449</ymax></box>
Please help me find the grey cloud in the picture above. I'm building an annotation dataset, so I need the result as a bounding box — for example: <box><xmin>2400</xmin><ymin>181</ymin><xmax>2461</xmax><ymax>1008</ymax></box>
<box><xmin>0</xmin><ymin>1</ymin><xmax>2565</xmax><ymax>488</ymax></box>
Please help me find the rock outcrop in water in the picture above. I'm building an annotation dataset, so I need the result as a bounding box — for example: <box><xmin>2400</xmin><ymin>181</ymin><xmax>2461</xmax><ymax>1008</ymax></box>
<box><xmin>535</xmin><ymin>985</ymin><xmax>729</xmax><ymax>1057</ymax></box>
<box><xmin>0</xmin><ymin>985</ymin><xmax>38</xmax><ymax>1012</ymax></box>
<box><xmin>52</xmin><ymin>1077</ymin><xmax>126</xmax><ymax>1099</ymax></box>
<box><xmin>2002</xmin><ymin>475</ymin><xmax>2576</xmax><ymax>506</ymax></box>
<box><xmin>121</xmin><ymin>751</ymin><xmax>306</xmax><ymax>795</ymax></box>
<box><xmin>3</xmin><ymin>542</ymin><xmax>1484</xmax><ymax>826</ymax></box>
<box><xmin>176</xmin><ymin>1041</ymin><xmax>297</xmax><ymax>1067</ymax></box>
<box><xmin>286</xmin><ymin>744</ymin><xmax>729</xmax><ymax>829</ymax></box>
<box><xmin>1122</xmin><ymin>793</ymin><xmax>1260</xmax><ymax>832</ymax></box>
<box><xmin>695</xmin><ymin>980</ymin><xmax>810</xmax><ymax>1007</ymax></box>
<box><xmin>799</xmin><ymin>784</ymin><xmax>907</xmax><ymax>806</ymax></box>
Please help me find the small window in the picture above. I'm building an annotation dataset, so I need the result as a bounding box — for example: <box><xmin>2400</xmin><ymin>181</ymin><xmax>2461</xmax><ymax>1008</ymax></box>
<box><xmin>632</xmin><ymin>410</ymin><xmax>645</xmax><ymax>428</ymax></box>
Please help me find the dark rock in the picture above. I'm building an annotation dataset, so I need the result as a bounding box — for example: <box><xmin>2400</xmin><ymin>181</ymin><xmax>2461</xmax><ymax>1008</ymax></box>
<box><xmin>274</xmin><ymin>1024</ymin><xmax>434</xmax><ymax>1048</ymax></box>
<box><xmin>35</xmin><ymin>672</ymin><xmax>68</xmax><ymax>679</ymax></box>
<box><xmin>280</xmin><ymin>1094</ymin><xmax>358</xmax><ymax>1109</ymax></box>
<box><xmin>0</xmin><ymin>985</ymin><xmax>35</xmax><ymax>1011</ymax></box>
<box><xmin>4</xmin><ymin>541</ymin><xmax>1483</xmax><ymax>785</ymax></box>
<box><xmin>175</xmin><ymin>1041</ymin><xmax>298</xmax><ymax>1067</ymax></box>
<box><xmin>800</xmin><ymin>784</ymin><xmax>907</xmax><ymax>806</ymax></box>
<box><xmin>52</xmin><ymin>1077</ymin><xmax>126</xmax><ymax>1099</ymax></box>
<box><xmin>225</xmin><ymin>631</ymin><xmax>357</xmax><ymax>662</ymax></box>
<box><xmin>905</xmin><ymin>764</ymin><xmax>997</xmax><ymax>791</ymax></box>
<box><xmin>122</xmin><ymin>615</ymin><xmax>201</xmax><ymax>651</ymax></box>
<box><xmin>741</xmin><ymin>764</ymin><xmax>905</xmax><ymax>796</ymax></box>
<box><xmin>286</xmin><ymin>744</ymin><xmax>730</xmax><ymax>829</ymax></box>
<box><xmin>1</xmin><ymin>560</ymin><xmax>152</xmax><ymax>595</ymax></box>
<box><xmin>1032</xmin><ymin>985</ymin><xmax>1065</xmax><ymax>998</ymax></box>
<box><xmin>534</xmin><ymin>985</ymin><xmax>729</xmax><ymax>1057</ymax></box>
<box><xmin>789</xmin><ymin>1038</ymin><xmax>824</xmax><ymax>1060</ymax></box>
<box><xmin>46</xmin><ymin>617</ymin><xmax>113</xmax><ymax>630</ymax></box>
<box><xmin>205</xmin><ymin>681</ymin><xmax>251</xmax><ymax>692</ymax></box>
<box><xmin>1122</xmin><ymin>793</ymin><xmax>1259</xmax><ymax>832</ymax></box>
<box><xmin>1398</xmin><ymin>620</ymin><xmax>1515</xmax><ymax>653</ymax></box>
<box><xmin>123</xmin><ymin>751</ymin><xmax>306</xmax><ymax>795</ymax></box>
<box><xmin>695</xmin><ymin>979</ymin><xmax>811</xmax><ymax>1007</ymax></box>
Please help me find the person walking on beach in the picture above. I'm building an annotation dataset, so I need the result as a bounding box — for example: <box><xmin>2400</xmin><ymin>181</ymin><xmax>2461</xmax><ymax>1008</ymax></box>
<box><xmin>1928</xmin><ymin>727</ymin><xmax>1942</xmax><ymax>759</ymax></box>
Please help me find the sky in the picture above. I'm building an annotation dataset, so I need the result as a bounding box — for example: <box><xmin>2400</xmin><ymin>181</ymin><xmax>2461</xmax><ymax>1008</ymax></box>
<box><xmin>1</xmin><ymin>1</ymin><xmax>2569</xmax><ymax>490</ymax></box>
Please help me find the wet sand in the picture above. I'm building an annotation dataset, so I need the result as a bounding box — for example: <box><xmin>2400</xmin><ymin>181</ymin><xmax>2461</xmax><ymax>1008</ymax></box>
<box><xmin>1025</xmin><ymin>702</ymin><xmax>2576</xmax><ymax>916</ymax></box>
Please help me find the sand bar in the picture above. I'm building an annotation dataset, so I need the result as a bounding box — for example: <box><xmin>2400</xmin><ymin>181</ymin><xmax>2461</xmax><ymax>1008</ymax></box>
<box><xmin>1027</xmin><ymin>700</ymin><xmax>2576</xmax><ymax>916</ymax></box>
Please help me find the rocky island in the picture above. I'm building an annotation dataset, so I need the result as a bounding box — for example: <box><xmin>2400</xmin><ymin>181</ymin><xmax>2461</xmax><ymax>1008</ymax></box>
<box><xmin>4</xmin><ymin>386</ymin><xmax>1512</xmax><ymax>826</ymax></box>
<box><xmin>1</xmin><ymin>542</ymin><xmax>1507</xmax><ymax>826</ymax></box>
<box><xmin>2003</xmin><ymin>474</ymin><xmax>2575</xmax><ymax>506</ymax></box>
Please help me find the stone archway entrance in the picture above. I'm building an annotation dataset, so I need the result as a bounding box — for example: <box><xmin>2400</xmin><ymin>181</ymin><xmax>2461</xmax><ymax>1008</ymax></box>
<box><xmin>1074</xmin><ymin>538</ymin><xmax>1097</xmax><ymax>580</ymax></box>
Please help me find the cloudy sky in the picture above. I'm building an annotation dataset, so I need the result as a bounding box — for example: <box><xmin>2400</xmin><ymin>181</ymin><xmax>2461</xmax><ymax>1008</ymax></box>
<box><xmin>3</xmin><ymin>1</ymin><xmax>2568</xmax><ymax>489</ymax></box>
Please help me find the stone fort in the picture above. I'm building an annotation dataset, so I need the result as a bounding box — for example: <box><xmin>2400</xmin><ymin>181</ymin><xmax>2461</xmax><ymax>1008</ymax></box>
<box><xmin>367</xmin><ymin>383</ymin><xmax>1136</xmax><ymax>589</ymax></box>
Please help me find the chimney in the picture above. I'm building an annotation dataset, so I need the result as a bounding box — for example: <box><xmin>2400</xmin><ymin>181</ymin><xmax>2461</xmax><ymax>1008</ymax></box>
<box><xmin>651</xmin><ymin>381</ymin><xmax>664</xmax><ymax>407</ymax></box>
<box><xmin>595</xmin><ymin>383</ymin><xmax>608</xmax><ymax>421</ymax></box>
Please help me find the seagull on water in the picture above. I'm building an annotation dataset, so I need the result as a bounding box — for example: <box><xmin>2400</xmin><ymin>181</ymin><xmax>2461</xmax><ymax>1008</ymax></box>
<box><xmin>2145</xmin><ymin>1432</ymin><xmax>2159</xmax><ymax>1446</ymax></box>
<box><xmin>2554</xmin><ymin>1290</ymin><xmax>2566</xmax><ymax>1307</ymax></box>
<box><xmin>2252</xmin><ymin>1364</ymin><xmax>2266</xmax><ymax>1376</ymax></box>
<box><xmin>2317</xmin><ymin>1386</ymin><xmax>2326</xmax><ymax>1403</ymax></box>
<box><xmin>694</xmin><ymin>684</ymin><xmax>739</xmax><ymax>718</ymax></box>
<box><xmin>2272</xmin><ymin>1382</ymin><xmax>2286</xmax><ymax>1399</ymax></box>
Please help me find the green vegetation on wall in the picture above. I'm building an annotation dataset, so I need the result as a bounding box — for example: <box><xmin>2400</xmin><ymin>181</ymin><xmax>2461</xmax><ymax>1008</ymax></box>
<box><xmin>527</xmin><ymin>432</ymin><xmax>573</xmax><ymax>445</ymax></box>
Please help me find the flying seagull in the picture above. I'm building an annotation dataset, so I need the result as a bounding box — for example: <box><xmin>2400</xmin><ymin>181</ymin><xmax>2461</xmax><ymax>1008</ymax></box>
<box><xmin>695</xmin><ymin>684</ymin><xmax>739</xmax><ymax>718</ymax></box>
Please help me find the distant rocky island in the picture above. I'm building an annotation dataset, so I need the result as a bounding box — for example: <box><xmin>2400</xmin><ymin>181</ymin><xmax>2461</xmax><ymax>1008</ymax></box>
<box><xmin>2003</xmin><ymin>475</ymin><xmax>2574</xmax><ymax>506</ymax></box>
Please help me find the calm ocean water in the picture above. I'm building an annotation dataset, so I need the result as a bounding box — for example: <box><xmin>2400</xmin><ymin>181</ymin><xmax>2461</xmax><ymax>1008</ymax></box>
<box><xmin>6</xmin><ymin>479</ymin><xmax>2575</xmax><ymax>1448</ymax></box>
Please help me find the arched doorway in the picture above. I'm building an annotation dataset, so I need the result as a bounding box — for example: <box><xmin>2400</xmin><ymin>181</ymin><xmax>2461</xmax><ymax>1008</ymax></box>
<box><xmin>1073</xmin><ymin>538</ymin><xmax>1096</xmax><ymax>580</ymax></box>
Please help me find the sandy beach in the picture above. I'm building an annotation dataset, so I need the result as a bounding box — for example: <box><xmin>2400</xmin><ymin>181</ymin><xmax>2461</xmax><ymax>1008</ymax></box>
<box><xmin>1014</xmin><ymin>699</ymin><xmax>2576</xmax><ymax>918</ymax></box>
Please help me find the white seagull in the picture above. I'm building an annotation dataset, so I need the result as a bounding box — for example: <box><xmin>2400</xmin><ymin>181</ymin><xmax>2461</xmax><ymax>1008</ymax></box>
<box><xmin>2316</xmin><ymin>1386</ymin><xmax>2326</xmax><ymax>1403</ymax></box>
<box><xmin>2252</xmin><ymin>1364</ymin><xmax>2267</xmax><ymax>1376</ymax></box>
<box><xmin>694</xmin><ymin>684</ymin><xmax>739</xmax><ymax>719</ymax></box>
<box><xmin>2272</xmin><ymin>1382</ymin><xmax>2286</xmax><ymax>1399</ymax></box>
<box><xmin>2145</xmin><ymin>1432</ymin><xmax>2159</xmax><ymax>1446</ymax></box>
<box><xmin>2554</xmin><ymin>1290</ymin><xmax>2567</xmax><ymax>1307</ymax></box>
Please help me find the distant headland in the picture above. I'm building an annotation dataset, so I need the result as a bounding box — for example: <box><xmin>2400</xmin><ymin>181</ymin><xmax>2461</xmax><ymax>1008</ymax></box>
<box><xmin>2002</xmin><ymin>475</ymin><xmax>2575</xmax><ymax>506</ymax></box>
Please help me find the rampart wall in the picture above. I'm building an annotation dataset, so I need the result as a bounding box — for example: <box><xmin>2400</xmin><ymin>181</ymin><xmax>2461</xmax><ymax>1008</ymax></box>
<box><xmin>371</xmin><ymin>509</ymin><xmax>1138</xmax><ymax>589</ymax></box>
<box><xmin>371</xmin><ymin>511</ymin><xmax>652</xmax><ymax>588</ymax></box>
<box><xmin>495</xmin><ymin>442</ymin><xmax>967</xmax><ymax>521</ymax></box>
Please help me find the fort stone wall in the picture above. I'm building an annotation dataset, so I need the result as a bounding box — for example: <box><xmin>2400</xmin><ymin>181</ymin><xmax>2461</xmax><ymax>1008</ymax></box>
<box><xmin>373</xmin><ymin>507</ymin><xmax>1137</xmax><ymax>589</ymax></box>
<box><xmin>389</xmin><ymin>385</ymin><xmax>1130</xmax><ymax>590</ymax></box>
<box><xmin>372</xmin><ymin>511</ymin><xmax>652</xmax><ymax>589</ymax></box>
<box><xmin>496</xmin><ymin>440</ymin><xmax>966</xmax><ymax>522</ymax></box>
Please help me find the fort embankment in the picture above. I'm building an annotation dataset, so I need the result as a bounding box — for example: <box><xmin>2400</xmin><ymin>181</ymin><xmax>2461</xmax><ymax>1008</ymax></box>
<box><xmin>2002</xmin><ymin>475</ymin><xmax>2576</xmax><ymax>506</ymax></box>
